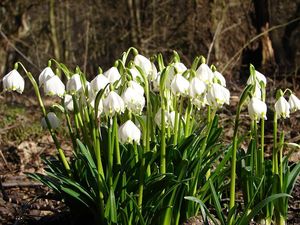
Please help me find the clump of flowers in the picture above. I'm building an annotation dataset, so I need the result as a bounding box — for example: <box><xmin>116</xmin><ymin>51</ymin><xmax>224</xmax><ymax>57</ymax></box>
<box><xmin>2</xmin><ymin>48</ymin><xmax>299</xmax><ymax>225</ymax></box>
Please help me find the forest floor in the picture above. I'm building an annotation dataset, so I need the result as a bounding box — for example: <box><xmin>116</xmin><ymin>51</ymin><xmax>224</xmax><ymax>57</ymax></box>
<box><xmin>0</xmin><ymin>82</ymin><xmax>299</xmax><ymax>225</ymax></box>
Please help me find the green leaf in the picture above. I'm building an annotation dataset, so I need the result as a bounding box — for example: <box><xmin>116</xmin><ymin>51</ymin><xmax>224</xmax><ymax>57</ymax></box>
<box><xmin>209</xmin><ymin>180</ymin><xmax>226</xmax><ymax>225</ymax></box>
<box><xmin>105</xmin><ymin>188</ymin><xmax>118</xmax><ymax>223</ymax></box>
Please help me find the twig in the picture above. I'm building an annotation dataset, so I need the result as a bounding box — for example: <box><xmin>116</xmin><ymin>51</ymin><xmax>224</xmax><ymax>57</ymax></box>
<box><xmin>221</xmin><ymin>17</ymin><xmax>300</xmax><ymax>73</ymax></box>
<box><xmin>2</xmin><ymin>181</ymin><xmax>43</xmax><ymax>188</ymax></box>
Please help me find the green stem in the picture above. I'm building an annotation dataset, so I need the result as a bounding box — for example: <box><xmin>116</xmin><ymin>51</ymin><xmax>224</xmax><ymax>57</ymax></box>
<box><xmin>160</xmin><ymin>105</ymin><xmax>166</xmax><ymax>174</ymax></box>
<box><xmin>108</xmin><ymin>119</ymin><xmax>113</xmax><ymax>187</ymax></box>
<box><xmin>26</xmin><ymin>71</ymin><xmax>70</xmax><ymax>175</ymax></box>
<box><xmin>184</xmin><ymin>103</ymin><xmax>193</xmax><ymax>137</ymax></box>
<box><xmin>113</xmin><ymin>116</ymin><xmax>121</xmax><ymax>165</ymax></box>
<box><xmin>173</xmin><ymin>97</ymin><xmax>179</xmax><ymax>145</ymax></box>
<box><xmin>273</xmin><ymin>112</ymin><xmax>278</xmax><ymax>174</ymax></box>
<box><xmin>279</xmin><ymin>131</ymin><xmax>284</xmax><ymax>188</ymax></box>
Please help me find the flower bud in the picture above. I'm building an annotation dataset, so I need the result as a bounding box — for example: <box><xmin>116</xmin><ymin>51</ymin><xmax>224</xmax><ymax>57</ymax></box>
<box><xmin>247</xmin><ymin>70</ymin><xmax>267</xmax><ymax>86</ymax></box>
<box><xmin>2</xmin><ymin>69</ymin><xmax>25</xmax><ymax>94</ymax></box>
<box><xmin>118</xmin><ymin>120</ymin><xmax>141</xmax><ymax>144</ymax></box>
<box><xmin>39</xmin><ymin>67</ymin><xmax>55</xmax><ymax>86</ymax></box>
<box><xmin>248</xmin><ymin>97</ymin><xmax>267</xmax><ymax>121</ymax></box>
<box><xmin>41</xmin><ymin>112</ymin><xmax>60</xmax><ymax>129</ymax></box>
<box><xmin>288</xmin><ymin>93</ymin><xmax>300</xmax><ymax>113</ymax></box>
<box><xmin>275</xmin><ymin>96</ymin><xmax>290</xmax><ymax>118</ymax></box>
<box><xmin>103</xmin><ymin>91</ymin><xmax>125</xmax><ymax>116</ymax></box>
<box><xmin>44</xmin><ymin>75</ymin><xmax>65</xmax><ymax>97</ymax></box>
<box><xmin>104</xmin><ymin>67</ymin><xmax>121</xmax><ymax>83</ymax></box>
<box><xmin>66</xmin><ymin>74</ymin><xmax>82</xmax><ymax>93</ymax></box>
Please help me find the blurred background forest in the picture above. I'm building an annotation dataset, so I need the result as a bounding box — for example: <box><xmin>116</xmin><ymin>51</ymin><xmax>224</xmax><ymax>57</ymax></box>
<box><xmin>0</xmin><ymin>0</ymin><xmax>300</xmax><ymax>85</ymax></box>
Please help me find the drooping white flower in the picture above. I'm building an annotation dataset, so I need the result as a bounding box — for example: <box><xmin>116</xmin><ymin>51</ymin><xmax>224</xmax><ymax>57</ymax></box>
<box><xmin>103</xmin><ymin>91</ymin><xmax>125</xmax><ymax>116</ymax></box>
<box><xmin>166</xmin><ymin>62</ymin><xmax>187</xmax><ymax>88</ymax></box>
<box><xmin>44</xmin><ymin>75</ymin><xmax>65</xmax><ymax>97</ymax></box>
<box><xmin>150</xmin><ymin>63</ymin><xmax>158</xmax><ymax>81</ymax></box>
<box><xmin>128</xmin><ymin>80</ymin><xmax>144</xmax><ymax>96</ymax></box>
<box><xmin>192</xmin><ymin>95</ymin><xmax>209</xmax><ymax>110</ymax></box>
<box><xmin>64</xmin><ymin>94</ymin><xmax>74</xmax><ymax>111</ymax></box>
<box><xmin>275</xmin><ymin>96</ymin><xmax>290</xmax><ymax>118</ymax></box>
<box><xmin>247</xmin><ymin>70</ymin><xmax>267</xmax><ymax>86</ymax></box>
<box><xmin>2</xmin><ymin>69</ymin><xmax>25</xmax><ymax>94</ymax></box>
<box><xmin>66</xmin><ymin>74</ymin><xmax>82</xmax><ymax>93</ymax></box>
<box><xmin>154</xmin><ymin>108</ymin><xmax>175</xmax><ymax>129</ymax></box>
<box><xmin>248</xmin><ymin>97</ymin><xmax>267</xmax><ymax>121</ymax></box>
<box><xmin>90</xmin><ymin>74</ymin><xmax>109</xmax><ymax>93</ymax></box>
<box><xmin>196</xmin><ymin>63</ymin><xmax>214</xmax><ymax>84</ymax></box>
<box><xmin>152</xmin><ymin>72</ymin><xmax>161</xmax><ymax>92</ymax></box>
<box><xmin>213</xmin><ymin>71</ymin><xmax>226</xmax><ymax>87</ymax></box>
<box><xmin>104</xmin><ymin>67</ymin><xmax>121</xmax><ymax>83</ymax></box>
<box><xmin>122</xmin><ymin>87</ymin><xmax>145</xmax><ymax>114</ymax></box>
<box><xmin>134</xmin><ymin>54</ymin><xmax>152</xmax><ymax>76</ymax></box>
<box><xmin>207</xmin><ymin>83</ymin><xmax>230</xmax><ymax>108</ymax></box>
<box><xmin>289</xmin><ymin>94</ymin><xmax>300</xmax><ymax>112</ymax></box>
<box><xmin>189</xmin><ymin>77</ymin><xmax>206</xmax><ymax>98</ymax></box>
<box><xmin>171</xmin><ymin>74</ymin><xmax>189</xmax><ymax>96</ymax></box>
<box><xmin>129</xmin><ymin>67</ymin><xmax>142</xmax><ymax>81</ymax></box>
<box><xmin>41</xmin><ymin>112</ymin><xmax>60</xmax><ymax>129</ymax></box>
<box><xmin>90</xmin><ymin>97</ymin><xmax>104</xmax><ymax>117</ymax></box>
<box><xmin>253</xmin><ymin>84</ymin><xmax>262</xmax><ymax>99</ymax></box>
<box><xmin>39</xmin><ymin>67</ymin><xmax>55</xmax><ymax>86</ymax></box>
<box><xmin>118</xmin><ymin>120</ymin><xmax>141</xmax><ymax>144</ymax></box>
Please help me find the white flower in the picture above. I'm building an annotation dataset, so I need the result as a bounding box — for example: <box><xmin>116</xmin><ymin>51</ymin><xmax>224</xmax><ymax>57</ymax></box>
<box><xmin>66</xmin><ymin>74</ymin><xmax>82</xmax><ymax>93</ymax></box>
<box><xmin>64</xmin><ymin>94</ymin><xmax>74</xmax><ymax>111</ymax></box>
<box><xmin>154</xmin><ymin>108</ymin><xmax>175</xmax><ymax>129</ymax></box>
<box><xmin>2</xmin><ymin>69</ymin><xmax>25</xmax><ymax>94</ymax></box>
<box><xmin>104</xmin><ymin>67</ymin><xmax>121</xmax><ymax>83</ymax></box>
<box><xmin>247</xmin><ymin>70</ymin><xmax>267</xmax><ymax>86</ymax></box>
<box><xmin>41</xmin><ymin>112</ymin><xmax>60</xmax><ymax>129</ymax></box>
<box><xmin>189</xmin><ymin>77</ymin><xmax>206</xmax><ymax>98</ymax></box>
<box><xmin>90</xmin><ymin>74</ymin><xmax>109</xmax><ymax>93</ymax></box>
<box><xmin>150</xmin><ymin>63</ymin><xmax>158</xmax><ymax>81</ymax></box>
<box><xmin>275</xmin><ymin>96</ymin><xmax>290</xmax><ymax>118</ymax></box>
<box><xmin>44</xmin><ymin>75</ymin><xmax>65</xmax><ymax>97</ymax></box>
<box><xmin>122</xmin><ymin>87</ymin><xmax>145</xmax><ymax>114</ymax></box>
<box><xmin>134</xmin><ymin>54</ymin><xmax>152</xmax><ymax>76</ymax></box>
<box><xmin>196</xmin><ymin>63</ymin><xmax>214</xmax><ymax>84</ymax></box>
<box><xmin>253</xmin><ymin>84</ymin><xmax>262</xmax><ymax>99</ymax></box>
<box><xmin>248</xmin><ymin>97</ymin><xmax>267</xmax><ymax>121</ymax></box>
<box><xmin>129</xmin><ymin>67</ymin><xmax>142</xmax><ymax>80</ymax></box>
<box><xmin>118</xmin><ymin>120</ymin><xmax>141</xmax><ymax>144</ymax></box>
<box><xmin>153</xmin><ymin>72</ymin><xmax>161</xmax><ymax>92</ymax></box>
<box><xmin>39</xmin><ymin>67</ymin><xmax>55</xmax><ymax>86</ymax></box>
<box><xmin>214</xmin><ymin>71</ymin><xmax>226</xmax><ymax>87</ymax></box>
<box><xmin>289</xmin><ymin>94</ymin><xmax>300</xmax><ymax>112</ymax></box>
<box><xmin>171</xmin><ymin>74</ymin><xmax>189</xmax><ymax>96</ymax></box>
<box><xmin>103</xmin><ymin>91</ymin><xmax>125</xmax><ymax>116</ymax></box>
<box><xmin>128</xmin><ymin>80</ymin><xmax>144</xmax><ymax>96</ymax></box>
<box><xmin>192</xmin><ymin>96</ymin><xmax>208</xmax><ymax>110</ymax></box>
<box><xmin>90</xmin><ymin>98</ymin><xmax>104</xmax><ymax>117</ymax></box>
<box><xmin>166</xmin><ymin>62</ymin><xmax>187</xmax><ymax>88</ymax></box>
<box><xmin>207</xmin><ymin>83</ymin><xmax>230</xmax><ymax>108</ymax></box>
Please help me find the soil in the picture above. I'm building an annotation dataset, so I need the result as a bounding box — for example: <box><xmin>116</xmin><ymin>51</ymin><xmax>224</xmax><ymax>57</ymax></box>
<box><xmin>0</xmin><ymin>88</ymin><xmax>299</xmax><ymax>225</ymax></box>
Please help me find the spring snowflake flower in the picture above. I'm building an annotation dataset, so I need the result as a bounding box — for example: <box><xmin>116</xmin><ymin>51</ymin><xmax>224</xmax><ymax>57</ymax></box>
<box><xmin>207</xmin><ymin>83</ymin><xmax>230</xmax><ymax>108</ymax></box>
<box><xmin>275</xmin><ymin>96</ymin><xmax>290</xmax><ymax>119</ymax></box>
<box><xmin>104</xmin><ymin>67</ymin><xmax>121</xmax><ymax>83</ymax></box>
<box><xmin>134</xmin><ymin>54</ymin><xmax>152</xmax><ymax>76</ymax></box>
<box><xmin>39</xmin><ymin>67</ymin><xmax>55</xmax><ymax>86</ymax></box>
<box><xmin>103</xmin><ymin>91</ymin><xmax>125</xmax><ymax>116</ymax></box>
<box><xmin>118</xmin><ymin>120</ymin><xmax>141</xmax><ymax>144</ymax></box>
<box><xmin>44</xmin><ymin>75</ymin><xmax>65</xmax><ymax>97</ymax></box>
<box><xmin>154</xmin><ymin>108</ymin><xmax>175</xmax><ymax>129</ymax></box>
<box><xmin>171</xmin><ymin>74</ymin><xmax>189</xmax><ymax>96</ymax></box>
<box><xmin>66</xmin><ymin>74</ymin><xmax>82</xmax><ymax>93</ymax></box>
<box><xmin>196</xmin><ymin>63</ymin><xmax>214</xmax><ymax>84</ymax></box>
<box><xmin>247</xmin><ymin>70</ymin><xmax>267</xmax><ymax>86</ymax></box>
<box><xmin>2</xmin><ymin>69</ymin><xmax>25</xmax><ymax>94</ymax></box>
<box><xmin>41</xmin><ymin>112</ymin><xmax>60</xmax><ymax>129</ymax></box>
<box><xmin>128</xmin><ymin>80</ymin><xmax>144</xmax><ymax>96</ymax></box>
<box><xmin>90</xmin><ymin>74</ymin><xmax>109</xmax><ymax>93</ymax></box>
<box><xmin>213</xmin><ymin>71</ymin><xmax>226</xmax><ymax>87</ymax></box>
<box><xmin>122</xmin><ymin>87</ymin><xmax>145</xmax><ymax>114</ymax></box>
<box><xmin>189</xmin><ymin>77</ymin><xmax>206</xmax><ymax>98</ymax></box>
<box><xmin>248</xmin><ymin>97</ymin><xmax>267</xmax><ymax>121</ymax></box>
<box><xmin>288</xmin><ymin>94</ymin><xmax>300</xmax><ymax>113</ymax></box>
<box><xmin>64</xmin><ymin>94</ymin><xmax>74</xmax><ymax>111</ymax></box>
